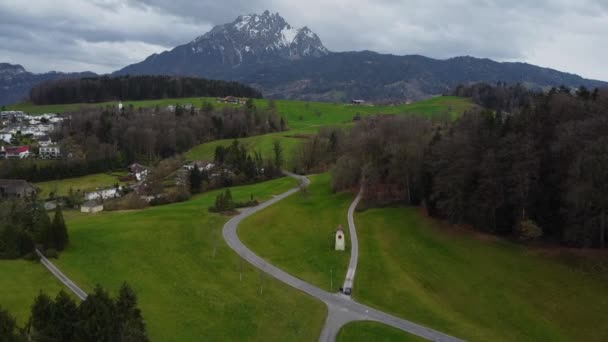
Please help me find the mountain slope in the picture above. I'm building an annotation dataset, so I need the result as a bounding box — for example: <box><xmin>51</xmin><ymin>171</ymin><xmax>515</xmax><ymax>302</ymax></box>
<box><xmin>0</xmin><ymin>63</ymin><xmax>96</xmax><ymax>106</ymax></box>
<box><xmin>230</xmin><ymin>52</ymin><xmax>608</xmax><ymax>101</ymax></box>
<box><xmin>117</xmin><ymin>10</ymin><xmax>328</xmax><ymax>77</ymax></box>
<box><xmin>115</xmin><ymin>11</ymin><xmax>607</xmax><ymax>102</ymax></box>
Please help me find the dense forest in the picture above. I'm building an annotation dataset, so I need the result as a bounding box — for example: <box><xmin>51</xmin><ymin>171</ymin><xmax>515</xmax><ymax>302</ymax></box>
<box><xmin>29</xmin><ymin>75</ymin><xmax>263</xmax><ymax>104</ymax></box>
<box><xmin>0</xmin><ymin>284</ymin><xmax>147</xmax><ymax>342</ymax></box>
<box><xmin>0</xmin><ymin>198</ymin><xmax>68</xmax><ymax>259</ymax></box>
<box><xmin>296</xmin><ymin>84</ymin><xmax>608</xmax><ymax>248</ymax></box>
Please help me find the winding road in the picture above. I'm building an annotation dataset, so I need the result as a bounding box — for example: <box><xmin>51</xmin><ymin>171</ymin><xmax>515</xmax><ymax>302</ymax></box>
<box><xmin>342</xmin><ymin>186</ymin><xmax>363</xmax><ymax>293</ymax></box>
<box><xmin>223</xmin><ymin>173</ymin><xmax>464</xmax><ymax>342</ymax></box>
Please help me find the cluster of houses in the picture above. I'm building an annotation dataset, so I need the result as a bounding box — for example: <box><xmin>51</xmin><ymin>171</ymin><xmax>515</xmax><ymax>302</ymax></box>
<box><xmin>217</xmin><ymin>96</ymin><xmax>249</xmax><ymax>104</ymax></box>
<box><xmin>0</xmin><ymin>111</ymin><xmax>63</xmax><ymax>159</ymax></box>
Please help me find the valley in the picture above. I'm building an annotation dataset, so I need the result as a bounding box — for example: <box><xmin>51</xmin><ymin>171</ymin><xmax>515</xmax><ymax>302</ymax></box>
<box><xmin>1</xmin><ymin>5</ymin><xmax>607</xmax><ymax>341</ymax></box>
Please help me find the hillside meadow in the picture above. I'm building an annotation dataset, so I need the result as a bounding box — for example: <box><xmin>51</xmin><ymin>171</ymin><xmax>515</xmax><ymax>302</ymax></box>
<box><xmin>337</xmin><ymin>321</ymin><xmax>425</xmax><ymax>342</ymax></box>
<box><xmin>0</xmin><ymin>260</ymin><xmax>66</xmax><ymax>325</ymax></box>
<box><xmin>2</xmin><ymin>177</ymin><xmax>327</xmax><ymax>341</ymax></box>
<box><xmin>239</xmin><ymin>173</ymin><xmax>352</xmax><ymax>292</ymax></box>
<box><xmin>238</xmin><ymin>174</ymin><xmax>608</xmax><ymax>341</ymax></box>
<box><xmin>34</xmin><ymin>172</ymin><xmax>128</xmax><ymax>199</ymax></box>
<box><xmin>354</xmin><ymin>207</ymin><xmax>608</xmax><ymax>342</ymax></box>
<box><xmin>186</xmin><ymin>96</ymin><xmax>472</xmax><ymax>163</ymax></box>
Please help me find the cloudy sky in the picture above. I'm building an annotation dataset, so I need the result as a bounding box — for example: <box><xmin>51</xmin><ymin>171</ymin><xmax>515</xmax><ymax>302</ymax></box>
<box><xmin>1</xmin><ymin>0</ymin><xmax>607</xmax><ymax>80</ymax></box>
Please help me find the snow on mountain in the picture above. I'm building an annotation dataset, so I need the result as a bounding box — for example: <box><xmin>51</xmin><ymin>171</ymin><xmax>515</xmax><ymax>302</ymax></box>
<box><xmin>188</xmin><ymin>10</ymin><xmax>329</xmax><ymax>64</ymax></box>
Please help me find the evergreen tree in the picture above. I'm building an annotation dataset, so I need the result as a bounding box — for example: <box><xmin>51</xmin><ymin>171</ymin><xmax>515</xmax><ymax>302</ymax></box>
<box><xmin>224</xmin><ymin>189</ymin><xmax>234</xmax><ymax>210</ymax></box>
<box><xmin>51</xmin><ymin>290</ymin><xmax>78</xmax><ymax>341</ymax></box>
<box><xmin>0</xmin><ymin>305</ymin><xmax>21</xmax><ymax>342</ymax></box>
<box><xmin>189</xmin><ymin>167</ymin><xmax>203</xmax><ymax>194</ymax></box>
<box><xmin>30</xmin><ymin>205</ymin><xmax>52</xmax><ymax>248</ymax></box>
<box><xmin>273</xmin><ymin>140</ymin><xmax>284</xmax><ymax>172</ymax></box>
<box><xmin>50</xmin><ymin>206</ymin><xmax>68</xmax><ymax>251</ymax></box>
<box><xmin>27</xmin><ymin>292</ymin><xmax>57</xmax><ymax>341</ymax></box>
<box><xmin>75</xmin><ymin>285</ymin><xmax>117</xmax><ymax>342</ymax></box>
<box><xmin>115</xmin><ymin>283</ymin><xmax>148</xmax><ymax>342</ymax></box>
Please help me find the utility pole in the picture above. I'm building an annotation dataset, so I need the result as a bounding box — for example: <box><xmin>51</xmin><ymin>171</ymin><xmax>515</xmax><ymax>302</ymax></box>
<box><xmin>330</xmin><ymin>268</ymin><xmax>333</xmax><ymax>292</ymax></box>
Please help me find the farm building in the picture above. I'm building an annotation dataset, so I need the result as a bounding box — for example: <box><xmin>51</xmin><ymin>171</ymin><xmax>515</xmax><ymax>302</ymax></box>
<box><xmin>81</xmin><ymin>201</ymin><xmax>103</xmax><ymax>213</ymax></box>
<box><xmin>0</xmin><ymin>179</ymin><xmax>37</xmax><ymax>198</ymax></box>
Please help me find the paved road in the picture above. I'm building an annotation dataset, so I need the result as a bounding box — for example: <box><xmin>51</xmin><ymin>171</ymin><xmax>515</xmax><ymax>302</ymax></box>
<box><xmin>342</xmin><ymin>186</ymin><xmax>363</xmax><ymax>292</ymax></box>
<box><xmin>36</xmin><ymin>249</ymin><xmax>88</xmax><ymax>300</ymax></box>
<box><xmin>223</xmin><ymin>173</ymin><xmax>464</xmax><ymax>342</ymax></box>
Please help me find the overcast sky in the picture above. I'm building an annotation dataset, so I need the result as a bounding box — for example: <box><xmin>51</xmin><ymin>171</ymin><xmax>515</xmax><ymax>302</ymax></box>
<box><xmin>1</xmin><ymin>0</ymin><xmax>606</xmax><ymax>80</ymax></box>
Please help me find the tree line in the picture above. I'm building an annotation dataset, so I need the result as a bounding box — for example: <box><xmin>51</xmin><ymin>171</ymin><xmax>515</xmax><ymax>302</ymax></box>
<box><xmin>0</xmin><ymin>283</ymin><xmax>147</xmax><ymax>342</ymax></box>
<box><xmin>297</xmin><ymin>84</ymin><xmax>608</xmax><ymax>248</ymax></box>
<box><xmin>0</xmin><ymin>198</ymin><xmax>68</xmax><ymax>259</ymax></box>
<box><xmin>30</xmin><ymin>75</ymin><xmax>262</xmax><ymax>105</ymax></box>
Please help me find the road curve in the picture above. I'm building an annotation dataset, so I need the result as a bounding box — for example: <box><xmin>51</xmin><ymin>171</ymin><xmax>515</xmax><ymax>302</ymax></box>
<box><xmin>36</xmin><ymin>249</ymin><xmax>88</xmax><ymax>300</ymax></box>
<box><xmin>342</xmin><ymin>186</ymin><xmax>362</xmax><ymax>292</ymax></box>
<box><xmin>223</xmin><ymin>174</ymin><xmax>464</xmax><ymax>342</ymax></box>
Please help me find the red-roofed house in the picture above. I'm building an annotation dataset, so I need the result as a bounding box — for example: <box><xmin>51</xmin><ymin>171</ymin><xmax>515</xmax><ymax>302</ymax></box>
<box><xmin>4</xmin><ymin>146</ymin><xmax>30</xmax><ymax>159</ymax></box>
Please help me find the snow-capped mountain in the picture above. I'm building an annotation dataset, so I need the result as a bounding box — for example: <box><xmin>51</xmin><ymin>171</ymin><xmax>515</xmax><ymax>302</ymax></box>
<box><xmin>117</xmin><ymin>11</ymin><xmax>328</xmax><ymax>76</ymax></box>
<box><xmin>191</xmin><ymin>10</ymin><xmax>329</xmax><ymax>64</ymax></box>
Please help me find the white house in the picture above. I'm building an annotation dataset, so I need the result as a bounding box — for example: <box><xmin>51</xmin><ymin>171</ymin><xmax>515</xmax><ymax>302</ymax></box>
<box><xmin>84</xmin><ymin>187</ymin><xmax>122</xmax><ymax>201</ymax></box>
<box><xmin>0</xmin><ymin>133</ymin><xmax>12</xmax><ymax>143</ymax></box>
<box><xmin>37</xmin><ymin>135</ymin><xmax>52</xmax><ymax>147</ymax></box>
<box><xmin>39</xmin><ymin>145</ymin><xmax>61</xmax><ymax>159</ymax></box>
<box><xmin>81</xmin><ymin>201</ymin><xmax>103</xmax><ymax>213</ymax></box>
<box><xmin>184</xmin><ymin>161</ymin><xmax>215</xmax><ymax>172</ymax></box>
<box><xmin>335</xmin><ymin>226</ymin><xmax>346</xmax><ymax>251</ymax></box>
<box><xmin>129</xmin><ymin>163</ymin><xmax>150</xmax><ymax>182</ymax></box>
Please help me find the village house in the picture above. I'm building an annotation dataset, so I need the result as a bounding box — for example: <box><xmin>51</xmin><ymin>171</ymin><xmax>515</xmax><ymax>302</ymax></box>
<box><xmin>3</xmin><ymin>145</ymin><xmax>30</xmax><ymax>159</ymax></box>
<box><xmin>129</xmin><ymin>163</ymin><xmax>150</xmax><ymax>182</ymax></box>
<box><xmin>39</xmin><ymin>145</ymin><xmax>61</xmax><ymax>159</ymax></box>
<box><xmin>184</xmin><ymin>160</ymin><xmax>215</xmax><ymax>172</ymax></box>
<box><xmin>0</xmin><ymin>132</ymin><xmax>11</xmax><ymax>143</ymax></box>
<box><xmin>84</xmin><ymin>186</ymin><xmax>123</xmax><ymax>201</ymax></box>
<box><xmin>37</xmin><ymin>135</ymin><xmax>52</xmax><ymax>147</ymax></box>
<box><xmin>0</xmin><ymin>179</ymin><xmax>37</xmax><ymax>198</ymax></box>
<box><xmin>80</xmin><ymin>200</ymin><xmax>103</xmax><ymax>213</ymax></box>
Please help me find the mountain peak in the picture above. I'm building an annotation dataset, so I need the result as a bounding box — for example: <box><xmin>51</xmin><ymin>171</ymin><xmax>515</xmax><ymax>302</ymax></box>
<box><xmin>188</xmin><ymin>11</ymin><xmax>328</xmax><ymax>66</ymax></box>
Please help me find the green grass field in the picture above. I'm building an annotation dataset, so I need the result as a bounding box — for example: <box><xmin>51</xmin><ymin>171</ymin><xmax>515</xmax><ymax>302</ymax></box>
<box><xmin>354</xmin><ymin>207</ymin><xmax>608</xmax><ymax>342</ymax></box>
<box><xmin>48</xmin><ymin>176</ymin><xmax>326</xmax><ymax>341</ymax></box>
<box><xmin>9</xmin><ymin>96</ymin><xmax>472</xmax><ymax>120</ymax></box>
<box><xmin>35</xmin><ymin>172</ymin><xmax>128</xmax><ymax>199</ymax></box>
<box><xmin>7</xmin><ymin>97</ymin><xmax>236</xmax><ymax>115</ymax></box>
<box><xmin>337</xmin><ymin>321</ymin><xmax>425</xmax><ymax>342</ymax></box>
<box><xmin>0</xmin><ymin>260</ymin><xmax>66</xmax><ymax>326</ymax></box>
<box><xmin>239</xmin><ymin>173</ymin><xmax>352</xmax><ymax>292</ymax></box>
<box><xmin>185</xmin><ymin>96</ymin><xmax>473</xmax><ymax>164</ymax></box>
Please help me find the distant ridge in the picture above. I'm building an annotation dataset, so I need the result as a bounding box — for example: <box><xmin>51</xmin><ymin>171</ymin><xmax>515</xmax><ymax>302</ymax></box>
<box><xmin>115</xmin><ymin>11</ymin><xmax>607</xmax><ymax>102</ymax></box>
<box><xmin>0</xmin><ymin>63</ymin><xmax>96</xmax><ymax>106</ymax></box>
<box><xmin>2</xmin><ymin>11</ymin><xmax>607</xmax><ymax>105</ymax></box>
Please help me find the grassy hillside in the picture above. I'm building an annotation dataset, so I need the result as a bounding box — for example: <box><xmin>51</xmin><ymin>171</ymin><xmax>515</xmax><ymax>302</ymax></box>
<box><xmin>49</xmin><ymin>177</ymin><xmax>325</xmax><ymax>341</ymax></box>
<box><xmin>337</xmin><ymin>321</ymin><xmax>425</xmax><ymax>342</ymax></box>
<box><xmin>239</xmin><ymin>173</ymin><xmax>352</xmax><ymax>292</ymax></box>
<box><xmin>0</xmin><ymin>260</ymin><xmax>66</xmax><ymax>325</ymax></box>
<box><xmin>8</xmin><ymin>96</ymin><xmax>471</xmax><ymax>119</ymax></box>
<box><xmin>185</xmin><ymin>96</ymin><xmax>472</xmax><ymax>163</ymax></box>
<box><xmin>35</xmin><ymin>172</ymin><xmax>128</xmax><ymax>199</ymax></box>
<box><xmin>354</xmin><ymin>207</ymin><xmax>608</xmax><ymax>342</ymax></box>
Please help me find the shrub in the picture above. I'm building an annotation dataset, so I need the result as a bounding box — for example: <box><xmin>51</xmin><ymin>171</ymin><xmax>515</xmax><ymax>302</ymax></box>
<box><xmin>516</xmin><ymin>220</ymin><xmax>543</xmax><ymax>241</ymax></box>
<box><xmin>44</xmin><ymin>248</ymin><xmax>59</xmax><ymax>258</ymax></box>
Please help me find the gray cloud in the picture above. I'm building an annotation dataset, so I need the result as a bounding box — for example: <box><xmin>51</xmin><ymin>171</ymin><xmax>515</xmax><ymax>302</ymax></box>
<box><xmin>1</xmin><ymin>0</ymin><xmax>606</xmax><ymax>80</ymax></box>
